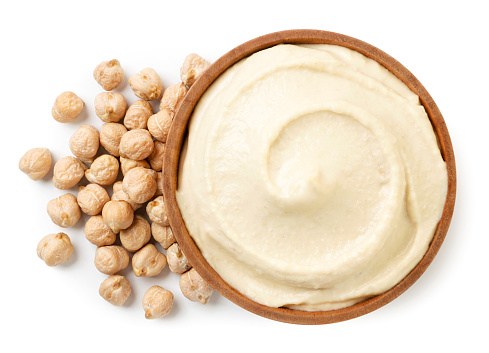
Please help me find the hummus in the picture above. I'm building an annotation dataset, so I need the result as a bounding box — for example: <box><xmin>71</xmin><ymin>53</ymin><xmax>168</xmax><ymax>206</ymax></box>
<box><xmin>176</xmin><ymin>44</ymin><xmax>448</xmax><ymax>311</ymax></box>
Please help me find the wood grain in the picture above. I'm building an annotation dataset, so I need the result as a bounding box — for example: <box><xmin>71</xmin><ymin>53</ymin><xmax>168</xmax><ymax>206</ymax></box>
<box><xmin>163</xmin><ymin>29</ymin><xmax>456</xmax><ymax>325</ymax></box>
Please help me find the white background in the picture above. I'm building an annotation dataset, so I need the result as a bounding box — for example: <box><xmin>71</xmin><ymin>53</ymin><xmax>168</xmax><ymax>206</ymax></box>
<box><xmin>0</xmin><ymin>0</ymin><xmax>486</xmax><ymax>352</ymax></box>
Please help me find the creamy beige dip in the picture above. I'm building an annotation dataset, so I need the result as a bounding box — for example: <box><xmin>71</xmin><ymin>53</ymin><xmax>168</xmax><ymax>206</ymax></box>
<box><xmin>176</xmin><ymin>44</ymin><xmax>448</xmax><ymax>311</ymax></box>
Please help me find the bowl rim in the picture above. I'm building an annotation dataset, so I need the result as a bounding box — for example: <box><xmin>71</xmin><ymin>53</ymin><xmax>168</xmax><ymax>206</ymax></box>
<box><xmin>163</xmin><ymin>29</ymin><xmax>456</xmax><ymax>325</ymax></box>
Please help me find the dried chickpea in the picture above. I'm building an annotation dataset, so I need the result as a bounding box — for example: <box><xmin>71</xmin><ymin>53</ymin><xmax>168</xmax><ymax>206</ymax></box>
<box><xmin>119</xmin><ymin>129</ymin><xmax>154</xmax><ymax>161</ymax></box>
<box><xmin>147</xmin><ymin>109</ymin><xmax>172</xmax><ymax>143</ymax></box>
<box><xmin>84</xmin><ymin>215</ymin><xmax>116</xmax><ymax>246</ymax></box>
<box><xmin>47</xmin><ymin>193</ymin><xmax>81</xmax><ymax>228</ymax></box>
<box><xmin>19</xmin><ymin>148</ymin><xmax>52</xmax><ymax>180</ymax></box>
<box><xmin>147</xmin><ymin>141</ymin><xmax>165</xmax><ymax>172</ymax></box>
<box><xmin>37</xmin><ymin>232</ymin><xmax>74</xmax><ymax>267</ymax></box>
<box><xmin>132</xmin><ymin>244</ymin><xmax>167</xmax><ymax>277</ymax></box>
<box><xmin>120</xmin><ymin>156</ymin><xmax>150</xmax><ymax>176</ymax></box>
<box><xmin>95</xmin><ymin>92</ymin><xmax>127</xmax><ymax>123</ymax></box>
<box><xmin>77</xmin><ymin>184</ymin><xmax>110</xmax><ymax>215</ymax></box>
<box><xmin>102</xmin><ymin>200</ymin><xmax>134</xmax><ymax>233</ymax></box>
<box><xmin>94</xmin><ymin>245</ymin><xmax>130</xmax><ymax>275</ymax></box>
<box><xmin>52</xmin><ymin>91</ymin><xmax>84</xmax><ymax>123</ymax></box>
<box><xmin>159</xmin><ymin>82</ymin><xmax>188</xmax><ymax>117</ymax></box>
<box><xmin>128</xmin><ymin>68</ymin><xmax>163</xmax><ymax>101</ymax></box>
<box><xmin>146</xmin><ymin>196</ymin><xmax>169</xmax><ymax>226</ymax></box>
<box><xmin>69</xmin><ymin>124</ymin><xmax>100</xmax><ymax>163</ymax></box>
<box><xmin>93</xmin><ymin>59</ymin><xmax>124</xmax><ymax>91</ymax></box>
<box><xmin>180</xmin><ymin>53</ymin><xmax>210</xmax><ymax>88</ymax></box>
<box><xmin>120</xmin><ymin>214</ymin><xmax>151</xmax><ymax>252</ymax></box>
<box><xmin>167</xmin><ymin>243</ymin><xmax>191</xmax><ymax>274</ymax></box>
<box><xmin>151</xmin><ymin>223</ymin><xmax>175</xmax><ymax>249</ymax></box>
<box><xmin>53</xmin><ymin>156</ymin><xmax>87</xmax><ymax>190</ymax></box>
<box><xmin>85</xmin><ymin>154</ymin><xmax>119</xmax><ymax>185</ymax></box>
<box><xmin>142</xmin><ymin>286</ymin><xmax>173</xmax><ymax>319</ymax></box>
<box><xmin>180</xmin><ymin>268</ymin><xmax>214</xmax><ymax>304</ymax></box>
<box><xmin>124</xmin><ymin>100</ymin><xmax>153</xmax><ymax>130</ymax></box>
<box><xmin>100</xmin><ymin>123</ymin><xmax>127</xmax><ymax>157</ymax></box>
<box><xmin>99</xmin><ymin>275</ymin><xmax>131</xmax><ymax>306</ymax></box>
<box><xmin>122</xmin><ymin>167</ymin><xmax>156</xmax><ymax>204</ymax></box>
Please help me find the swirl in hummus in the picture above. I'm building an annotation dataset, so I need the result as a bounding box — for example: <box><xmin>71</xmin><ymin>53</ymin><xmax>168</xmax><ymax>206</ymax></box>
<box><xmin>176</xmin><ymin>44</ymin><xmax>448</xmax><ymax>311</ymax></box>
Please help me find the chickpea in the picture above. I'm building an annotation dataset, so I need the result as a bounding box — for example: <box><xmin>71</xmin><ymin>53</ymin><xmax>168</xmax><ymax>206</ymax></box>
<box><xmin>132</xmin><ymin>244</ymin><xmax>167</xmax><ymax>277</ymax></box>
<box><xmin>124</xmin><ymin>100</ymin><xmax>153</xmax><ymax>130</ymax></box>
<box><xmin>99</xmin><ymin>275</ymin><xmax>131</xmax><ymax>306</ymax></box>
<box><xmin>180</xmin><ymin>268</ymin><xmax>214</xmax><ymax>304</ymax></box>
<box><xmin>77</xmin><ymin>184</ymin><xmax>110</xmax><ymax>215</ymax></box>
<box><xmin>154</xmin><ymin>171</ymin><xmax>163</xmax><ymax>197</ymax></box>
<box><xmin>53</xmin><ymin>156</ymin><xmax>87</xmax><ymax>190</ymax></box>
<box><xmin>69</xmin><ymin>124</ymin><xmax>100</xmax><ymax>163</ymax></box>
<box><xmin>159</xmin><ymin>82</ymin><xmax>188</xmax><ymax>117</ymax></box>
<box><xmin>147</xmin><ymin>141</ymin><xmax>165</xmax><ymax>172</ymax></box>
<box><xmin>84</xmin><ymin>215</ymin><xmax>116</xmax><ymax>246</ymax></box>
<box><xmin>94</xmin><ymin>92</ymin><xmax>127</xmax><ymax>123</ymax></box>
<box><xmin>19</xmin><ymin>147</ymin><xmax>52</xmax><ymax>180</ymax></box>
<box><xmin>147</xmin><ymin>109</ymin><xmax>172</xmax><ymax>143</ymax></box>
<box><xmin>151</xmin><ymin>223</ymin><xmax>175</xmax><ymax>250</ymax></box>
<box><xmin>142</xmin><ymin>286</ymin><xmax>173</xmax><ymax>319</ymax></box>
<box><xmin>146</xmin><ymin>196</ymin><xmax>169</xmax><ymax>226</ymax></box>
<box><xmin>94</xmin><ymin>245</ymin><xmax>130</xmax><ymax>275</ymax></box>
<box><xmin>167</xmin><ymin>243</ymin><xmax>191</xmax><ymax>274</ymax></box>
<box><xmin>99</xmin><ymin>123</ymin><xmax>127</xmax><ymax>157</ymax></box>
<box><xmin>112</xmin><ymin>180</ymin><xmax>123</xmax><ymax>194</ymax></box>
<box><xmin>122</xmin><ymin>167</ymin><xmax>156</xmax><ymax>204</ymax></box>
<box><xmin>102</xmin><ymin>200</ymin><xmax>134</xmax><ymax>233</ymax></box>
<box><xmin>128</xmin><ymin>68</ymin><xmax>163</xmax><ymax>101</ymax></box>
<box><xmin>52</xmin><ymin>91</ymin><xmax>84</xmax><ymax>123</ymax></box>
<box><xmin>47</xmin><ymin>193</ymin><xmax>81</xmax><ymax>228</ymax></box>
<box><xmin>93</xmin><ymin>59</ymin><xmax>124</xmax><ymax>91</ymax></box>
<box><xmin>180</xmin><ymin>53</ymin><xmax>210</xmax><ymax>88</ymax></box>
<box><xmin>119</xmin><ymin>129</ymin><xmax>154</xmax><ymax>161</ymax></box>
<box><xmin>37</xmin><ymin>232</ymin><xmax>74</xmax><ymax>267</ymax></box>
<box><xmin>85</xmin><ymin>154</ymin><xmax>119</xmax><ymax>186</ymax></box>
<box><xmin>120</xmin><ymin>214</ymin><xmax>151</xmax><ymax>252</ymax></box>
<box><xmin>120</xmin><ymin>156</ymin><xmax>150</xmax><ymax>176</ymax></box>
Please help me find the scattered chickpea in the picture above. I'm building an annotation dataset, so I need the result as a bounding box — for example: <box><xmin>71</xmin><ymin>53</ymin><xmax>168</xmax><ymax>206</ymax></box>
<box><xmin>37</xmin><ymin>232</ymin><xmax>74</xmax><ymax>267</ymax></box>
<box><xmin>52</xmin><ymin>156</ymin><xmax>87</xmax><ymax>190</ymax></box>
<box><xmin>119</xmin><ymin>156</ymin><xmax>150</xmax><ymax>176</ymax></box>
<box><xmin>142</xmin><ymin>286</ymin><xmax>173</xmax><ymax>319</ymax></box>
<box><xmin>47</xmin><ymin>193</ymin><xmax>81</xmax><ymax>228</ymax></box>
<box><xmin>128</xmin><ymin>68</ymin><xmax>163</xmax><ymax>101</ymax></box>
<box><xmin>94</xmin><ymin>92</ymin><xmax>127</xmax><ymax>123</ymax></box>
<box><xmin>93</xmin><ymin>59</ymin><xmax>124</xmax><ymax>91</ymax></box>
<box><xmin>94</xmin><ymin>245</ymin><xmax>130</xmax><ymax>275</ymax></box>
<box><xmin>102</xmin><ymin>200</ymin><xmax>134</xmax><ymax>233</ymax></box>
<box><xmin>120</xmin><ymin>214</ymin><xmax>151</xmax><ymax>252</ymax></box>
<box><xmin>132</xmin><ymin>244</ymin><xmax>167</xmax><ymax>277</ymax></box>
<box><xmin>147</xmin><ymin>109</ymin><xmax>172</xmax><ymax>143</ymax></box>
<box><xmin>84</xmin><ymin>215</ymin><xmax>116</xmax><ymax>246</ymax></box>
<box><xmin>151</xmin><ymin>223</ymin><xmax>175</xmax><ymax>249</ymax></box>
<box><xmin>69</xmin><ymin>124</ymin><xmax>100</xmax><ymax>163</ymax></box>
<box><xmin>146</xmin><ymin>196</ymin><xmax>169</xmax><ymax>226</ymax></box>
<box><xmin>180</xmin><ymin>268</ymin><xmax>214</xmax><ymax>304</ymax></box>
<box><xmin>147</xmin><ymin>141</ymin><xmax>165</xmax><ymax>172</ymax></box>
<box><xmin>122</xmin><ymin>167</ymin><xmax>156</xmax><ymax>204</ymax></box>
<box><xmin>52</xmin><ymin>91</ymin><xmax>84</xmax><ymax>123</ymax></box>
<box><xmin>167</xmin><ymin>243</ymin><xmax>191</xmax><ymax>274</ymax></box>
<box><xmin>180</xmin><ymin>53</ymin><xmax>211</xmax><ymax>88</ymax></box>
<box><xmin>85</xmin><ymin>154</ymin><xmax>119</xmax><ymax>186</ymax></box>
<box><xmin>159</xmin><ymin>82</ymin><xmax>188</xmax><ymax>117</ymax></box>
<box><xmin>99</xmin><ymin>123</ymin><xmax>127</xmax><ymax>157</ymax></box>
<box><xmin>124</xmin><ymin>100</ymin><xmax>153</xmax><ymax>130</ymax></box>
<box><xmin>19</xmin><ymin>148</ymin><xmax>52</xmax><ymax>180</ymax></box>
<box><xmin>77</xmin><ymin>184</ymin><xmax>110</xmax><ymax>215</ymax></box>
<box><xmin>119</xmin><ymin>129</ymin><xmax>154</xmax><ymax>161</ymax></box>
<box><xmin>99</xmin><ymin>275</ymin><xmax>131</xmax><ymax>306</ymax></box>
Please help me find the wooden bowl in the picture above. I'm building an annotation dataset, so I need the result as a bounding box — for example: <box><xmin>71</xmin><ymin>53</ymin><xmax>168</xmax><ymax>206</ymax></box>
<box><xmin>163</xmin><ymin>29</ymin><xmax>456</xmax><ymax>325</ymax></box>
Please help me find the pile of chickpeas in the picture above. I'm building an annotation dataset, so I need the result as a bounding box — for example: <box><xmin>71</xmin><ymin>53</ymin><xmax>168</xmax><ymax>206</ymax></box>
<box><xmin>19</xmin><ymin>54</ymin><xmax>213</xmax><ymax>319</ymax></box>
